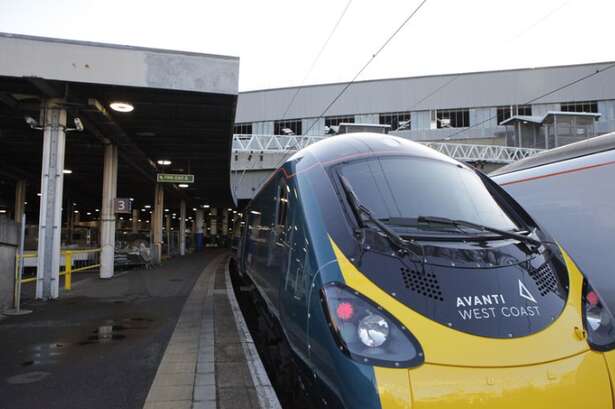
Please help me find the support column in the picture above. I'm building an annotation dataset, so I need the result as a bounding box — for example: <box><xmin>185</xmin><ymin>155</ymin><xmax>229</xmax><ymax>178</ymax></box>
<box><xmin>179</xmin><ymin>200</ymin><xmax>186</xmax><ymax>256</ymax></box>
<box><xmin>132</xmin><ymin>209</ymin><xmax>139</xmax><ymax>233</ymax></box>
<box><xmin>100</xmin><ymin>144</ymin><xmax>118</xmax><ymax>279</ymax></box>
<box><xmin>14</xmin><ymin>180</ymin><xmax>26</xmax><ymax>223</ymax></box>
<box><xmin>195</xmin><ymin>209</ymin><xmax>204</xmax><ymax>251</ymax></box>
<box><xmin>222</xmin><ymin>208</ymin><xmax>229</xmax><ymax>247</ymax></box>
<box><xmin>165</xmin><ymin>214</ymin><xmax>171</xmax><ymax>258</ymax></box>
<box><xmin>36</xmin><ymin>99</ymin><xmax>67</xmax><ymax>300</ymax></box>
<box><xmin>152</xmin><ymin>184</ymin><xmax>164</xmax><ymax>264</ymax></box>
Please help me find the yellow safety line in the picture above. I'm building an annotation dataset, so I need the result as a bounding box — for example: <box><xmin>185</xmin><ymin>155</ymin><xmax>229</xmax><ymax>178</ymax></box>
<box><xmin>72</xmin><ymin>264</ymin><xmax>101</xmax><ymax>273</ymax></box>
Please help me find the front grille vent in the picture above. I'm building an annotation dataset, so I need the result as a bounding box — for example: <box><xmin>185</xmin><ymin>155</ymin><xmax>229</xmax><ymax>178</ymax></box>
<box><xmin>401</xmin><ymin>267</ymin><xmax>443</xmax><ymax>301</ymax></box>
<box><xmin>529</xmin><ymin>262</ymin><xmax>558</xmax><ymax>296</ymax></box>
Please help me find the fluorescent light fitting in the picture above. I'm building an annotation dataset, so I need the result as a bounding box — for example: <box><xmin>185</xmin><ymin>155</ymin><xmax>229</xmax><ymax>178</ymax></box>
<box><xmin>110</xmin><ymin>101</ymin><xmax>134</xmax><ymax>112</ymax></box>
<box><xmin>63</xmin><ymin>169</ymin><xmax>72</xmax><ymax>174</ymax></box>
<box><xmin>178</xmin><ymin>183</ymin><xmax>189</xmax><ymax>188</ymax></box>
<box><xmin>157</xmin><ymin>159</ymin><xmax>172</xmax><ymax>166</ymax></box>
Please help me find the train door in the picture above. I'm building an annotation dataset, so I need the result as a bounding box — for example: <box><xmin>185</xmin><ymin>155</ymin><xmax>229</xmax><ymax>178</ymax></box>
<box><xmin>280</xmin><ymin>186</ymin><xmax>311</xmax><ymax>363</ymax></box>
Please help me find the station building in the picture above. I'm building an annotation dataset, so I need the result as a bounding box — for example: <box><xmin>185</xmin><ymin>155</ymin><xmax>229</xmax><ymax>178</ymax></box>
<box><xmin>0</xmin><ymin>32</ymin><xmax>239</xmax><ymax>304</ymax></box>
<box><xmin>234</xmin><ymin>61</ymin><xmax>615</xmax><ymax>149</ymax></box>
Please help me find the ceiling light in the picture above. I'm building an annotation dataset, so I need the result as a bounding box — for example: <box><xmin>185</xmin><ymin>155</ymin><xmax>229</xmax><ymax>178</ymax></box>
<box><xmin>109</xmin><ymin>101</ymin><xmax>134</xmax><ymax>113</ymax></box>
<box><xmin>144</xmin><ymin>205</ymin><xmax>151</xmax><ymax>209</ymax></box>
<box><xmin>178</xmin><ymin>184</ymin><xmax>189</xmax><ymax>188</ymax></box>
<box><xmin>157</xmin><ymin>159</ymin><xmax>172</xmax><ymax>166</ymax></box>
<box><xmin>73</xmin><ymin>210</ymin><xmax>79</xmax><ymax>214</ymax></box>
<box><xmin>37</xmin><ymin>193</ymin><xmax>42</xmax><ymax>197</ymax></box>
<box><xmin>164</xmin><ymin>209</ymin><xmax>169</xmax><ymax>212</ymax></box>
<box><xmin>95</xmin><ymin>209</ymin><xmax>100</xmax><ymax>212</ymax></box>
<box><xmin>192</xmin><ymin>208</ymin><xmax>197</xmax><ymax>211</ymax></box>
<box><xmin>86</xmin><ymin>212</ymin><xmax>92</xmax><ymax>216</ymax></box>
<box><xmin>63</xmin><ymin>169</ymin><xmax>72</xmax><ymax>174</ymax></box>
<box><xmin>0</xmin><ymin>209</ymin><xmax>6</xmax><ymax>214</ymax></box>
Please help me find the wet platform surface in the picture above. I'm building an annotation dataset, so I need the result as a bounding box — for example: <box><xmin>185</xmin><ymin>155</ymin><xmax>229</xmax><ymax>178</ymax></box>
<box><xmin>143</xmin><ymin>253</ymin><xmax>280</xmax><ymax>409</ymax></box>
<box><xmin>0</xmin><ymin>250</ymin><xmax>257</xmax><ymax>409</ymax></box>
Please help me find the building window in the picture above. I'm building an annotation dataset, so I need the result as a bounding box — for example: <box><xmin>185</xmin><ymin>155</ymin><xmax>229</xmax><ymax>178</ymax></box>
<box><xmin>561</xmin><ymin>101</ymin><xmax>598</xmax><ymax>113</ymax></box>
<box><xmin>436</xmin><ymin>109</ymin><xmax>470</xmax><ymax>128</ymax></box>
<box><xmin>517</xmin><ymin>105</ymin><xmax>532</xmax><ymax>116</ymax></box>
<box><xmin>324</xmin><ymin>115</ymin><xmax>354</xmax><ymax>128</ymax></box>
<box><xmin>274</xmin><ymin>119</ymin><xmax>302</xmax><ymax>135</ymax></box>
<box><xmin>233</xmin><ymin>123</ymin><xmax>252</xmax><ymax>135</ymax></box>
<box><xmin>497</xmin><ymin>105</ymin><xmax>533</xmax><ymax>125</ymax></box>
<box><xmin>497</xmin><ymin>106</ymin><xmax>512</xmax><ymax>125</ymax></box>
<box><xmin>379</xmin><ymin>112</ymin><xmax>411</xmax><ymax>131</ymax></box>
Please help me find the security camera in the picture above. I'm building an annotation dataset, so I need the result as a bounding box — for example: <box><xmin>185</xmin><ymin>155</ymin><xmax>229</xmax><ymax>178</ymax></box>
<box><xmin>66</xmin><ymin>117</ymin><xmax>85</xmax><ymax>132</ymax></box>
<box><xmin>24</xmin><ymin>116</ymin><xmax>41</xmax><ymax>129</ymax></box>
<box><xmin>74</xmin><ymin>118</ymin><xmax>84</xmax><ymax>132</ymax></box>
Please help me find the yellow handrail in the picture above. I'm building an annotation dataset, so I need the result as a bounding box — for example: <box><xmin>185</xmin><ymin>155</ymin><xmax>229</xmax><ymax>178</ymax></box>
<box><xmin>17</xmin><ymin>248</ymin><xmax>102</xmax><ymax>290</ymax></box>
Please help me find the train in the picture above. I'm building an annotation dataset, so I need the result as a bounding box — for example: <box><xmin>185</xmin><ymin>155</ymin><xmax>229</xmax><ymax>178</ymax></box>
<box><xmin>492</xmin><ymin>131</ymin><xmax>615</xmax><ymax>345</ymax></box>
<box><xmin>230</xmin><ymin>132</ymin><xmax>615</xmax><ymax>408</ymax></box>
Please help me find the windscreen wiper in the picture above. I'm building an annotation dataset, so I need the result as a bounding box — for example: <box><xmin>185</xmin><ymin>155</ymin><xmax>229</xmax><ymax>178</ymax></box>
<box><xmin>339</xmin><ymin>176</ymin><xmax>410</xmax><ymax>249</ymax></box>
<box><xmin>417</xmin><ymin>216</ymin><xmax>541</xmax><ymax>248</ymax></box>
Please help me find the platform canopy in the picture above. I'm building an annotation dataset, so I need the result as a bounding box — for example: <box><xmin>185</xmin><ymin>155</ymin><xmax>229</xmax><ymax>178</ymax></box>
<box><xmin>0</xmin><ymin>32</ymin><xmax>239</xmax><ymax>216</ymax></box>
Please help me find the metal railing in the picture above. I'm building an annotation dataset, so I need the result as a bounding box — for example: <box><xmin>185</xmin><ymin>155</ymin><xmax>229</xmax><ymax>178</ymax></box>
<box><xmin>232</xmin><ymin>134</ymin><xmax>544</xmax><ymax>164</ymax></box>
<box><xmin>17</xmin><ymin>248</ymin><xmax>101</xmax><ymax>290</ymax></box>
<box><xmin>421</xmin><ymin>142</ymin><xmax>543</xmax><ymax>164</ymax></box>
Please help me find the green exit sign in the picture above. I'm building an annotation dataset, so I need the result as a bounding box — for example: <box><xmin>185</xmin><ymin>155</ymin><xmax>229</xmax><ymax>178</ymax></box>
<box><xmin>157</xmin><ymin>174</ymin><xmax>195</xmax><ymax>183</ymax></box>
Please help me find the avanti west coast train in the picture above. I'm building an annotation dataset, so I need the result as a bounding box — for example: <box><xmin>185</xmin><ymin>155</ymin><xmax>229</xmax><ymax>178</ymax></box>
<box><xmin>232</xmin><ymin>133</ymin><xmax>615</xmax><ymax>408</ymax></box>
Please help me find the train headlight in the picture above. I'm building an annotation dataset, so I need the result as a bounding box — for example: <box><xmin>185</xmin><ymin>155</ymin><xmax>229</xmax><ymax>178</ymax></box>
<box><xmin>321</xmin><ymin>282</ymin><xmax>424</xmax><ymax>368</ymax></box>
<box><xmin>583</xmin><ymin>279</ymin><xmax>615</xmax><ymax>351</ymax></box>
<box><xmin>358</xmin><ymin>314</ymin><xmax>389</xmax><ymax>347</ymax></box>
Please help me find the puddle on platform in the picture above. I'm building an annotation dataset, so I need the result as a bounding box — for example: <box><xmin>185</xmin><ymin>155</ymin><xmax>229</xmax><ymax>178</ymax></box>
<box><xmin>6</xmin><ymin>371</ymin><xmax>50</xmax><ymax>384</ymax></box>
<box><xmin>17</xmin><ymin>317</ymin><xmax>154</xmax><ymax>367</ymax></box>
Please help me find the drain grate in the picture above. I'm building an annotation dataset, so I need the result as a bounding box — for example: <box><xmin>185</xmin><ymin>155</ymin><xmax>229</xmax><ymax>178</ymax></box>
<box><xmin>401</xmin><ymin>267</ymin><xmax>443</xmax><ymax>301</ymax></box>
<box><xmin>529</xmin><ymin>262</ymin><xmax>558</xmax><ymax>296</ymax></box>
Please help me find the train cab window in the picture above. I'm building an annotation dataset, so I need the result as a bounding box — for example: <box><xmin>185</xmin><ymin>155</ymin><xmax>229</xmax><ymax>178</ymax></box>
<box><xmin>336</xmin><ymin>156</ymin><xmax>520</xmax><ymax>232</ymax></box>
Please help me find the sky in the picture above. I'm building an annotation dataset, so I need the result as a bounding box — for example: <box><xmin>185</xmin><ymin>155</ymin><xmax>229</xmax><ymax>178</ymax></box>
<box><xmin>1</xmin><ymin>0</ymin><xmax>614</xmax><ymax>91</ymax></box>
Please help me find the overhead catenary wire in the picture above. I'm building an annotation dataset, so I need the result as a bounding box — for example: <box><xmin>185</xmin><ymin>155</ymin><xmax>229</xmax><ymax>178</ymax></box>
<box><xmin>233</xmin><ymin>0</ymin><xmax>354</xmax><ymax>202</ymax></box>
<box><xmin>280</xmin><ymin>0</ymin><xmax>353</xmax><ymax>121</ymax></box>
<box><xmin>445</xmin><ymin>61</ymin><xmax>615</xmax><ymax>140</ymax></box>
<box><xmin>250</xmin><ymin>0</ymin><xmax>431</xmax><ymax>194</ymax></box>
<box><xmin>303</xmin><ymin>0</ymin><xmax>430</xmax><ymax>136</ymax></box>
<box><xmin>390</xmin><ymin>0</ymin><xmax>573</xmax><ymax>130</ymax></box>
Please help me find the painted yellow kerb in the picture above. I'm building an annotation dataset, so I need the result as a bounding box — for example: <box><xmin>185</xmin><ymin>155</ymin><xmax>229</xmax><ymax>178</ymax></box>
<box><xmin>328</xmin><ymin>236</ymin><xmax>588</xmax><ymax>367</ymax></box>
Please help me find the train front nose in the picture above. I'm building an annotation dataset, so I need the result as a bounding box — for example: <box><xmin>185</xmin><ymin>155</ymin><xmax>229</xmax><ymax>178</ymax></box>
<box><xmin>376</xmin><ymin>351</ymin><xmax>613</xmax><ymax>409</ymax></box>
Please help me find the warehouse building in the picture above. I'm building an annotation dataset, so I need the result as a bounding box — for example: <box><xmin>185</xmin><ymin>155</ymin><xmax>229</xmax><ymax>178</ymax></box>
<box><xmin>234</xmin><ymin>61</ymin><xmax>615</xmax><ymax>149</ymax></box>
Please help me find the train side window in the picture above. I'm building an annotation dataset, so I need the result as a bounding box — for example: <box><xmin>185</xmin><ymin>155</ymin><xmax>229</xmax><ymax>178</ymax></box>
<box><xmin>276</xmin><ymin>182</ymin><xmax>289</xmax><ymax>240</ymax></box>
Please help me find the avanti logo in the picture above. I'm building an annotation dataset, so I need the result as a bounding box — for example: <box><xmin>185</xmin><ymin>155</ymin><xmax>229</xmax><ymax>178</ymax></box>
<box><xmin>518</xmin><ymin>280</ymin><xmax>537</xmax><ymax>303</ymax></box>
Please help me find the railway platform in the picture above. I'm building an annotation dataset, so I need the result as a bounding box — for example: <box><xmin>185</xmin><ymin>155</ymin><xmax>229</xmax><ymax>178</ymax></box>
<box><xmin>0</xmin><ymin>251</ymin><xmax>280</xmax><ymax>409</ymax></box>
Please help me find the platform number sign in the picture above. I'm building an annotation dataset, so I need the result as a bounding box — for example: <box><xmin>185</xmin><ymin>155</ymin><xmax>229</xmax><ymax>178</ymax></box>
<box><xmin>114</xmin><ymin>198</ymin><xmax>132</xmax><ymax>214</ymax></box>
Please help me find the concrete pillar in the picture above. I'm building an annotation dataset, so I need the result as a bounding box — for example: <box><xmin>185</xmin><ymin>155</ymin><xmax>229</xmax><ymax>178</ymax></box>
<box><xmin>210</xmin><ymin>208</ymin><xmax>218</xmax><ymax>236</ymax></box>
<box><xmin>165</xmin><ymin>214</ymin><xmax>171</xmax><ymax>258</ymax></box>
<box><xmin>100</xmin><ymin>144</ymin><xmax>118</xmax><ymax>279</ymax></box>
<box><xmin>195</xmin><ymin>209</ymin><xmax>204</xmax><ymax>251</ymax></box>
<box><xmin>222</xmin><ymin>209</ymin><xmax>229</xmax><ymax>236</ymax></box>
<box><xmin>132</xmin><ymin>209</ymin><xmax>139</xmax><ymax>233</ymax></box>
<box><xmin>36</xmin><ymin>99</ymin><xmax>67</xmax><ymax>300</ymax></box>
<box><xmin>179</xmin><ymin>200</ymin><xmax>186</xmax><ymax>256</ymax></box>
<box><xmin>14</xmin><ymin>180</ymin><xmax>26</xmax><ymax>223</ymax></box>
<box><xmin>152</xmin><ymin>184</ymin><xmax>164</xmax><ymax>264</ymax></box>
